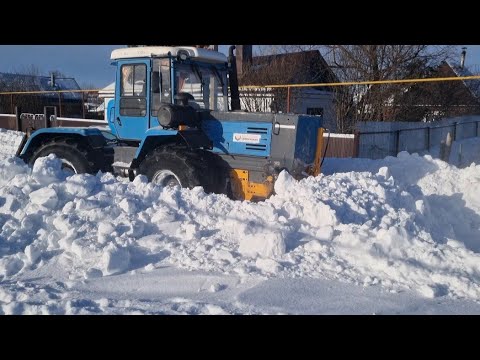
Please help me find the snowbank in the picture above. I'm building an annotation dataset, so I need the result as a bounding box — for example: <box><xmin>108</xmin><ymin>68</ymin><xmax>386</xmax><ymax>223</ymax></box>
<box><xmin>1</xmin><ymin>148</ymin><xmax>480</xmax><ymax>302</ymax></box>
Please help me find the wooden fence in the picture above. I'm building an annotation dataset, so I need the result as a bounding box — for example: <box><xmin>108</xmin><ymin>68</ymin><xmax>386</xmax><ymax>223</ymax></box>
<box><xmin>322</xmin><ymin>132</ymin><xmax>358</xmax><ymax>158</ymax></box>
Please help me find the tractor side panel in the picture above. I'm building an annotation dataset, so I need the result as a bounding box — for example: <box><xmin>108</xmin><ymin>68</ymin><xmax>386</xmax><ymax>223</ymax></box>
<box><xmin>202</xmin><ymin>119</ymin><xmax>272</xmax><ymax>157</ymax></box>
<box><xmin>270</xmin><ymin>113</ymin><xmax>323</xmax><ymax>178</ymax></box>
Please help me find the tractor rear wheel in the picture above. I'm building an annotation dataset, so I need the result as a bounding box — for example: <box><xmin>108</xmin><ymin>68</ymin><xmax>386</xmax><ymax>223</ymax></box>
<box><xmin>138</xmin><ymin>146</ymin><xmax>211</xmax><ymax>190</ymax></box>
<box><xmin>28</xmin><ymin>139</ymin><xmax>93</xmax><ymax>175</ymax></box>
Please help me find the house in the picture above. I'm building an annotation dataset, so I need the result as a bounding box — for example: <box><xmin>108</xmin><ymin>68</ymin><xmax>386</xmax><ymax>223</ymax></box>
<box><xmin>236</xmin><ymin>46</ymin><xmax>339</xmax><ymax>130</ymax></box>
<box><xmin>381</xmin><ymin>50</ymin><xmax>480</xmax><ymax>122</ymax></box>
<box><xmin>0</xmin><ymin>72</ymin><xmax>84</xmax><ymax>117</ymax></box>
<box><xmin>98</xmin><ymin>81</ymin><xmax>115</xmax><ymax>121</ymax></box>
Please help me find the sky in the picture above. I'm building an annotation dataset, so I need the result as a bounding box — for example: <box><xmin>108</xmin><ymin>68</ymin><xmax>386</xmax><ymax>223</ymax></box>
<box><xmin>0</xmin><ymin>45</ymin><xmax>479</xmax><ymax>89</ymax></box>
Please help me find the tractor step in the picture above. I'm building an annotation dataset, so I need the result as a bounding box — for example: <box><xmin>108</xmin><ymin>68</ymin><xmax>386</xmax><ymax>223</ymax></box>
<box><xmin>112</xmin><ymin>161</ymin><xmax>134</xmax><ymax>177</ymax></box>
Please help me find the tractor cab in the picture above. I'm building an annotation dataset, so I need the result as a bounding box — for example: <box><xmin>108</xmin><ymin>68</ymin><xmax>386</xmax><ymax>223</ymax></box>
<box><xmin>108</xmin><ymin>46</ymin><xmax>229</xmax><ymax>141</ymax></box>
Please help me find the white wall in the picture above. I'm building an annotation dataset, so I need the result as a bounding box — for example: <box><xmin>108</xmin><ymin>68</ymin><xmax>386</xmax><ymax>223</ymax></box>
<box><xmin>240</xmin><ymin>87</ymin><xmax>336</xmax><ymax>129</ymax></box>
<box><xmin>292</xmin><ymin>89</ymin><xmax>335</xmax><ymax>131</ymax></box>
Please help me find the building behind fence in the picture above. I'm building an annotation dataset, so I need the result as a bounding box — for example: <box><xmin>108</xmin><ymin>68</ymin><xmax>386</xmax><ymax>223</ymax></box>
<box><xmin>0</xmin><ymin>73</ymin><xmax>104</xmax><ymax>119</ymax></box>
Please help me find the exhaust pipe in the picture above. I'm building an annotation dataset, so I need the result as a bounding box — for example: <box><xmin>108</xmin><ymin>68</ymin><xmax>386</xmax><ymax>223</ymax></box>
<box><xmin>228</xmin><ymin>45</ymin><xmax>241</xmax><ymax>111</ymax></box>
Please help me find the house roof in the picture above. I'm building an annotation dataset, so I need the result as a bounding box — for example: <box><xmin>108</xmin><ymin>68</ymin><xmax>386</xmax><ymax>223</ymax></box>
<box><xmin>445</xmin><ymin>60</ymin><xmax>480</xmax><ymax>98</ymax></box>
<box><xmin>99</xmin><ymin>82</ymin><xmax>115</xmax><ymax>98</ymax></box>
<box><xmin>0</xmin><ymin>73</ymin><xmax>82</xmax><ymax>100</ymax></box>
<box><xmin>239</xmin><ymin>50</ymin><xmax>338</xmax><ymax>88</ymax></box>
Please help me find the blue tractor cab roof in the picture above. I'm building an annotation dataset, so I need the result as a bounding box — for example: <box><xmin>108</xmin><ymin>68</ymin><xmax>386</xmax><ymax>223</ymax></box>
<box><xmin>110</xmin><ymin>46</ymin><xmax>227</xmax><ymax>64</ymax></box>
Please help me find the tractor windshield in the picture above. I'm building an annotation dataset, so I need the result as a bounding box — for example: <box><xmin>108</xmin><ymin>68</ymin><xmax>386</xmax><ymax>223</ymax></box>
<box><xmin>174</xmin><ymin>63</ymin><xmax>228</xmax><ymax>111</ymax></box>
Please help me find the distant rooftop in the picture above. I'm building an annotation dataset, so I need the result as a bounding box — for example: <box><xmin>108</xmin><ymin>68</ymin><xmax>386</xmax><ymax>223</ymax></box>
<box><xmin>240</xmin><ymin>50</ymin><xmax>338</xmax><ymax>88</ymax></box>
<box><xmin>446</xmin><ymin>60</ymin><xmax>480</xmax><ymax>98</ymax></box>
<box><xmin>0</xmin><ymin>72</ymin><xmax>81</xmax><ymax>100</ymax></box>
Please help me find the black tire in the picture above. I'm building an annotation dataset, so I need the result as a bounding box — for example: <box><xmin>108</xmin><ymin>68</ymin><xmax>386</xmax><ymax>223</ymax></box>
<box><xmin>138</xmin><ymin>146</ymin><xmax>211</xmax><ymax>190</ymax></box>
<box><xmin>28</xmin><ymin>139</ymin><xmax>93</xmax><ymax>175</ymax></box>
<box><xmin>200</xmin><ymin>150</ymin><xmax>229</xmax><ymax>195</ymax></box>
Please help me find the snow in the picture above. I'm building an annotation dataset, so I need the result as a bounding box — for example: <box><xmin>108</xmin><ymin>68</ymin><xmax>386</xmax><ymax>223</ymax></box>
<box><xmin>1</xmin><ymin>137</ymin><xmax>480</xmax><ymax>314</ymax></box>
<box><xmin>0</xmin><ymin>128</ymin><xmax>25</xmax><ymax>157</ymax></box>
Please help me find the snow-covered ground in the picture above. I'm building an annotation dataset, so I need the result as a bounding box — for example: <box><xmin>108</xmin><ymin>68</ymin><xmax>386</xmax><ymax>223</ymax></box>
<box><xmin>1</xmin><ymin>138</ymin><xmax>480</xmax><ymax>314</ymax></box>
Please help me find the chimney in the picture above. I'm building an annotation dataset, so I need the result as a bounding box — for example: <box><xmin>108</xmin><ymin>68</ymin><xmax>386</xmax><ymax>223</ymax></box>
<box><xmin>49</xmin><ymin>72</ymin><xmax>56</xmax><ymax>88</ymax></box>
<box><xmin>461</xmin><ymin>47</ymin><xmax>467</xmax><ymax>69</ymax></box>
<box><xmin>235</xmin><ymin>45</ymin><xmax>252</xmax><ymax>78</ymax></box>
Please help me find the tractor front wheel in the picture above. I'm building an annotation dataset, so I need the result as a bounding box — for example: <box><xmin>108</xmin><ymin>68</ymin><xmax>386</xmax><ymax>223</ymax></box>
<box><xmin>138</xmin><ymin>146</ymin><xmax>210</xmax><ymax>190</ymax></box>
<box><xmin>28</xmin><ymin>139</ymin><xmax>93</xmax><ymax>175</ymax></box>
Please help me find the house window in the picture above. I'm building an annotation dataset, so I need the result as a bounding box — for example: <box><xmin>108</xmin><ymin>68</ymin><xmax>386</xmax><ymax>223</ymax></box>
<box><xmin>120</xmin><ymin>64</ymin><xmax>147</xmax><ymax>117</ymax></box>
<box><xmin>307</xmin><ymin>107</ymin><xmax>324</xmax><ymax>116</ymax></box>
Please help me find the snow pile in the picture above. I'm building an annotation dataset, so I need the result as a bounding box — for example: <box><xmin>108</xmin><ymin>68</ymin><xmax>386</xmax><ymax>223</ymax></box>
<box><xmin>0</xmin><ymin>128</ymin><xmax>25</xmax><ymax>157</ymax></box>
<box><xmin>1</xmin><ymin>150</ymin><xmax>480</xmax><ymax>302</ymax></box>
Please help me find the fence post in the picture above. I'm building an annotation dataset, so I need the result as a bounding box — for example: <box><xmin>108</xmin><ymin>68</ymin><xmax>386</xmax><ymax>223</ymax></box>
<box><xmin>15</xmin><ymin>106</ymin><xmax>21</xmax><ymax>131</ymax></box>
<box><xmin>395</xmin><ymin>130</ymin><xmax>401</xmax><ymax>155</ymax></box>
<box><xmin>58</xmin><ymin>93</ymin><xmax>63</xmax><ymax>117</ymax></box>
<box><xmin>426</xmin><ymin>126</ymin><xmax>431</xmax><ymax>150</ymax></box>
<box><xmin>286</xmin><ymin>86</ymin><xmax>291</xmax><ymax>113</ymax></box>
<box><xmin>440</xmin><ymin>131</ymin><xmax>453</xmax><ymax>162</ymax></box>
<box><xmin>82</xmin><ymin>92</ymin><xmax>86</xmax><ymax>119</ymax></box>
<box><xmin>453</xmin><ymin>122</ymin><xmax>457</xmax><ymax>141</ymax></box>
<box><xmin>43</xmin><ymin>106</ymin><xmax>57</xmax><ymax>128</ymax></box>
<box><xmin>10</xmin><ymin>94</ymin><xmax>14</xmax><ymax>114</ymax></box>
<box><xmin>353</xmin><ymin>130</ymin><xmax>360</xmax><ymax>157</ymax></box>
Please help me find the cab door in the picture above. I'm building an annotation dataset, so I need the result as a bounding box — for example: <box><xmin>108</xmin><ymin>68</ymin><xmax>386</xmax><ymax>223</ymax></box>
<box><xmin>113</xmin><ymin>59</ymin><xmax>150</xmax><ymax>140</ymax></box>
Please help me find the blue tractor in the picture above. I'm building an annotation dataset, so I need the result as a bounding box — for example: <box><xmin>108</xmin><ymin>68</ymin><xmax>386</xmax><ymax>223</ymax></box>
<box><xmin>15</xmin><ymin>46</ymin><xmax>324</xmax><ymax>201</ymax></box>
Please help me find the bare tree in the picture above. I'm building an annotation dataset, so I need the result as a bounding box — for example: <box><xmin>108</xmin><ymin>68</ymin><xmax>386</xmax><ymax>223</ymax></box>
<box><xmin>254</xmin><ymin>45</ymin><xmax>460</xmax><ymax>131</ymax></box>
<box><xmin>321</xmin><ymin>45</ymin><xmax>458</xmax><ymax>129</ymax></box>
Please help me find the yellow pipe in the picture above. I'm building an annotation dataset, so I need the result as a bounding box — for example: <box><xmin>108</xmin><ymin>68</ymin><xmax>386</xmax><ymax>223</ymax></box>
<box><xmin>2</xmin><ymin>75</ymin><xmax>480</xmax><ymax>95</ymax></box>
<box><xmin>239</xmin><ymin>75</ymin><xmax>480</xmax><ymax>90</ymax></box>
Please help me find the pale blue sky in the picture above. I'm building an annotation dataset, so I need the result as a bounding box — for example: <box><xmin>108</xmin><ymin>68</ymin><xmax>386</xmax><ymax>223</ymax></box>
<box><xmin>0</xmin><ymin>45</ymin><xmax>478</xmax><ymax>88</ymax></box>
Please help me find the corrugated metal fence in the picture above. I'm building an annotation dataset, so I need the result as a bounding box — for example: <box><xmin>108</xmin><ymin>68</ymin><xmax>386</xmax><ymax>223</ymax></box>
<box><xmin>356</xmin><ymin>115</ymin><xmax>480</xmax><ymax>159</ymax></box>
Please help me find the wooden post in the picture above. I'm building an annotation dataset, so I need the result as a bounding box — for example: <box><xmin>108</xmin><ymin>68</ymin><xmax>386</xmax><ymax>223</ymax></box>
<box><xmin>58</xmin><ymin>93</ymin><xmax>63</xmax><ymax>117</ymax></box>
<box><xmin>453</xmin><ymin>122</ymin><xmax>457</xmax><ymax>141</ymax></box>
<box><xmin>10</xmin><ymin>94</ymin><xmax>14</xmax><ymax>114</ymax></box>
<box><xmin>15</xmin><ymin>106</ymin><xmax>21</xmax><ymax>131</ymax></box>
<box><xmin>43</xmin><ymin>106</ymin><xmax>57</xmax><ymax>128</ymax></box>
<box><xmin>286</xmin><ymin>86</ymin><xmax>291</xmax><ymax>113</ymax></box>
